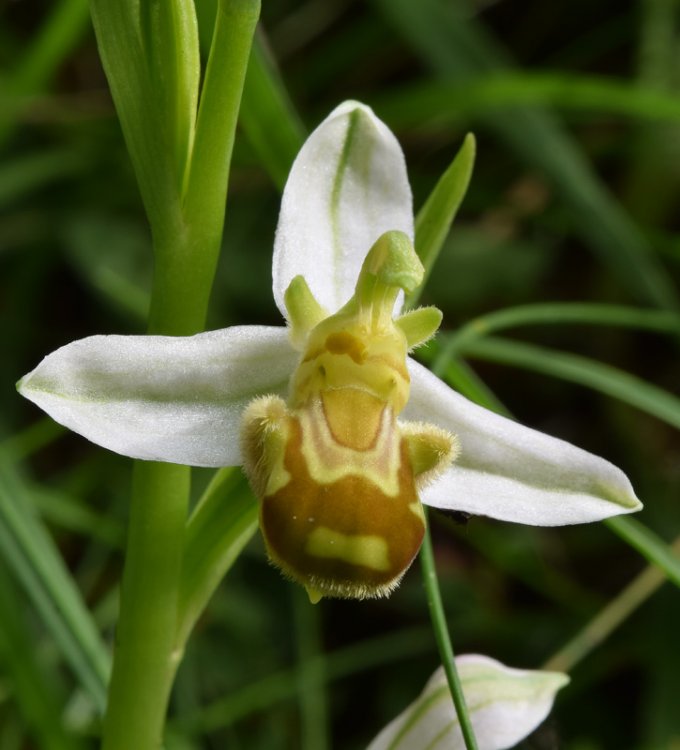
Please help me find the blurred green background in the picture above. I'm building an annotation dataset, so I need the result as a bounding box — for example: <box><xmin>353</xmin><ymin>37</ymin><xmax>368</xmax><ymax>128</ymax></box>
<box><xmin>2</xmin><ymin>0</ymin><xmax>680</xmax><ymax>748</ymax></box>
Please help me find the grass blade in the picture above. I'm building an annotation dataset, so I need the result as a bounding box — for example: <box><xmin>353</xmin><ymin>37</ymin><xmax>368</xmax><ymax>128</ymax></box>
<box><xmin>0</xmin><ymin>0</ymin><xmax>89</xmax><ymax>148</ymax></box>
<box><xmin>176</xmin><ymin>468</ymin><xmax>258</xmax><ymax>646</ymax></box>
<box><xmin>458</xmin><ymin>335</ymin><xmax>680</xmax><ymax>431</ymax></box>
<box><xmin>605</xmin><ymin>517</ymin><xmax>680</xmax><ymax>589</ymax></box>
<box><xmin>377</xmin><ymin>75</ymin><xmax>680</xmax><ymax>129</ymax></box>
<box><xmin>374</xmin><ymin>0</ymin><xmax>679</xmax><ymax>310</ymax></box>
<box><xmin>0</xmin><ymin>460</ymin><xmax>110</xmax><ymax>713</ymax></box>
<box><xmin>240</xmin><ymin>32</ymin><xmax>307</xmax><ymax>190</ymax></box>
<box><xmin>443</xmin><ymin>302</ymin><xmax>680</xmax><ymax>353</ymax></box>
<box><xmin>0</xmin><ymin>566</ymin><xmax>83</xmax><ymax>750</ymax></box>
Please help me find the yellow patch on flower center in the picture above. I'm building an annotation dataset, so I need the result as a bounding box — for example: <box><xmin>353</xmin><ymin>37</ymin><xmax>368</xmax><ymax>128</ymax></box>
<box><xmin>299</xmin><ymin>394</ymin><xmax>401</xmax><ymax>496</ymax></box>
<box><xmin>305</xmin><ymin>527</ymin><xmax>390</xmax><ymax>571</ymax></box>
<box><xmin>321</xmin><ymin>388</ymin><xmax>383</xmax><ymax>450</ymax></box>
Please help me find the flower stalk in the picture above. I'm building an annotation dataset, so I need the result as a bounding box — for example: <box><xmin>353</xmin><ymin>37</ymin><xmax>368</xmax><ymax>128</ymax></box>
<box><xmin>420</xmin><ymin>511</ymin><xmax>479</xmax><ymax>750</ymax></box>
<box><xmin>101</xmin><ymin>462</ymin><xmax>190</xmax><ymax>750</ymax></box>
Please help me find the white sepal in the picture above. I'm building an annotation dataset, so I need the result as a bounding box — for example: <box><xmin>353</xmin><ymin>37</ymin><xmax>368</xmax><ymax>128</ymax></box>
<box><xmin>18</xmin><ymin>326</ymin><xmax>297</xmax><ymax>467</ymax></box>
<box><xmin>405</xmin><ymin>360</ymin><xmax>642</xmax><ymax>525</ymax></box>
<box><xmin>367</xmin><ymin>654</ymin><xmax>569</xmax><ymax>750</ymax></box>
<box><xmin>273</xmin><ymin>100</ymin><xmax>413</xmax><ymax>318</ymax></box>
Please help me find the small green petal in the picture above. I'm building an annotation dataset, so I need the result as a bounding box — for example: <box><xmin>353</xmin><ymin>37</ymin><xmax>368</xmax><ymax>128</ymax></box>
<box><xmin>284</xmin><ymin>275</ymin><xmax>328</xmax><ymax>349</ymax></box>
<box><xmin>396</xmin><ymin>307</ymin><xmax>443</xmax><ymax>349</ymax></box>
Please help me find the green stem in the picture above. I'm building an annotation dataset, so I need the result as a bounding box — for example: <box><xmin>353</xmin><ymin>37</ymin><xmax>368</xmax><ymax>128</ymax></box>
<box><xmin>420</xmin><ymin>511</ymin><xmax>479</xmax><ymax>750</ymax></box>
<box><xmin>101</xmin><ymin>462</ymin><xmax>190</xmax><ymax>750</ymax></box>
<box><xmin>543</xmin><ymin>535</ymin><xmax>680</xmax><ymax>673</ymax></box>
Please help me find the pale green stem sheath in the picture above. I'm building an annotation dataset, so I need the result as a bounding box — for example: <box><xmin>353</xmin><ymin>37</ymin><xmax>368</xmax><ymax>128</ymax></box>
<box><xmin>150</xmin><ymin>0</ymin><xmax>262</xmax><ymax>336</ymax></box>
<box><xmin>100</xmin><ymin>2</ymin><xmax>260</xmax><ymax>748</ymax></box>
<box><xmin>420</xmin><ymin>511</ymin><xmax>479</xmax><ymax>750</ymax></box>
<box><xmin>543</xmin><ymin>535</ymin><xmax>680</xmax><ymax>673</ymax></box>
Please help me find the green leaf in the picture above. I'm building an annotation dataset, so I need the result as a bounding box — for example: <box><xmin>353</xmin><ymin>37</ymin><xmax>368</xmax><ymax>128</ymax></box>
<box><xmin>0</xmin><ymin>566</ymin><xmax>83</xmax><ymax>750</ymax></box>
<box><xmin>176</xmin><ymin>468</ymin><xmax>258</xmax><ymax>647</ymax></box>
<box><xmin>605</xmin><ymin>517</ymin><xmax>680</xmax><ymax>589</ymax></box>
<box><xmin>377</xmin><ymin>75</ymin><xmax>680</xmax><ymax>129</ymax></box>
<box><xmin>90</xmin><ymin>0</ymin><xmax>179</xmax><ymax>231</ymax></box>
<box><xmin>0</xmin><ymin>460</ymin><xmax>110</xmax><ymax>713</ymax></box>
<box><xmin>458</xmin><ymin>335</ymin><xmax>680</xmax><ymax>431</ymax></box>
<box><xmin>139</xmin><ymin>0</ymin><xmax>200</xmax><ymax>191</ymax></box>
<box><xmin>178</xmin><ymin>627</ymin><xmax>435</xmax><ymax>733</ymax></box>
<box><xmin>182</xmin><ymin>0</ymin><xmax>260</xmax><ymax>228</ymax></box>
<box><xmin>444</xmin><ymin>302</ymin><xmax>680</xmax><ymax>353</ymax></box>
<box><xmin>240</xmin><ymin>32</ymin><xmax>307</xmax><ymax>190</ymax></box>
<box><xmin>0</xmin><ymin>150</ymin><xmax>85</xmax><ymax>211</ymax></box>
<box><xmin>408</xmin><ymin>133</ymin><xmax>475</xmax><ymax>309</ymax></box>
<box><xmin>420</xmin><ymin>344</ymin><xmax>512</xmax><ymax>417</ymax></box>
<box><xmin>373</xmin><ymin>0</ymin><xmax>679</xmax><ymax>310</ymax></box>
<box><xmin>0</xmin><ymin>0</ymin><xmax>90</xmax><ymax>148</ymax></box>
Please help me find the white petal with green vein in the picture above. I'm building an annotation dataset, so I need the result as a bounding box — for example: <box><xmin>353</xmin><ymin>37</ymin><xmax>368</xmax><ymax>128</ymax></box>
<box><xmin>273</xmin><ymin>100</ymin><xmax>413</xmax><ymax>317</ymax></box>
<box><xmin>405</xmin><ymin>360</ymin><xmax>642</xmax><ymax>525</ymax></box>
<box><xmin>367</xmin><ymin>655</ymin><xmax>569</xmax><ymax>750</ymax></box>
<box><xmin>17</xmin><ymin>326</ymin><xmax>297</xmax><ymax>467</ymax></box>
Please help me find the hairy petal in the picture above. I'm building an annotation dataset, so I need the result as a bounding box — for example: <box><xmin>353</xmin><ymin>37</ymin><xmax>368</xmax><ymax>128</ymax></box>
<box><xmin>273</xmin><ymin>100</ymin><xmax>413</xmax><ymax>317</ymax></box>
<box><xmin>367</xmin><ymin>654</ymin><xmax>568</xmax><ymax>750</ymax></box>
<box><xmin>405</xmin><ymin>360</ymin><xmax>642</xmax><ymax>525</ymax></box>
<box><xmin>18</xmin><ymin>326</ymin><xmax>297</xmax><ymax>467</ymax></box>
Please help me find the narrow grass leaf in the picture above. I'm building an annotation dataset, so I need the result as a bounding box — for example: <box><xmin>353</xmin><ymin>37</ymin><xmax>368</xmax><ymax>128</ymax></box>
<box><xmin>445</xmin><ymin>302</ymin><xmax>680</xmax><ymax>353</ymax></box>
<box><xmin>605</xmin><ymin>516</ymin><xmax>680</xmax><ymax>589</ymax></box>
<box><xmin>458</xmin><ymin>336</ymin><xmax>680</xmax><ymax>432</ymax></box>
<box><xmin>90</xmin><ymin>0</ymin><xmax>179</xmax><ymax>230</ymax></box>
<box><xmin>178</xmin><ymin>627</ymin><xmax>434</xmax><ymax>733</ymax></box>
<box><xmin>0</xmin><ymin>460</ymin><xmax>110</xmax><ymax>712</ymax></box>
<box><xmin>422</xmin><ymin>344</ymin><xmax>512</xmax><ymax>417</ymax></box>
<box><xmin>240</xmin><ymin>32</ymin><xmax>307</xmax><ymax>190</ymax></box>
<box><xmin>377</xmin><ymin>75</ymin><xmax>680</xmax><ymax>129</ymax></box>
<box><xmin>0</xmin><ymin>0</ymin><xmax>89</xmax><ymax>147</ymax></box>
<box><xmin>176</xmin><ymin>468</ymin><xmax>258</xmax><ymax>646</ymax></box>
<box><xmin>0</xmin><ymin>566</ymin><xmax>82</xmax><ymax>750</ymax></box>
<box><xmin>374</xmin><ymin>0</ymin><xmax>679</xmax><ymax>310</ymax></box>
<box><xmin>179</xmin><ymin>0</ymin><xmax>261</xmax><ymax>275</ymax></box>
<box><xmin>0</xmin><ymin>150</ymin><xmax>84</xmax><ymax>211</ymax></box>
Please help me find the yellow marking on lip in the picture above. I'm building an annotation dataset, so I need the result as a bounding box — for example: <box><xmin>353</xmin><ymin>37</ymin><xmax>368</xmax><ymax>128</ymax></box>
<box><xmin>305</xmin><ymin>526</ymin><xmax>390</xmax><ymax>571</ymax></box>
<box><xmin>321</xmin><ymin>388</ymin><xmax>383</xmax><ymax>450</ymax></box>
<box><xmin>299</xmin><ymin>395</ymin><xmax>402</xmax><ymax>496</ymax></box>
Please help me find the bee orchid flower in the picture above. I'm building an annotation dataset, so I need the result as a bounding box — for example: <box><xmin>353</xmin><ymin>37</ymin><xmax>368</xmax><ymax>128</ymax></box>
<box><xmin>18</xmin><ymin>101</ymin><xmax>641</xmax><ymax>602</ymax></box>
